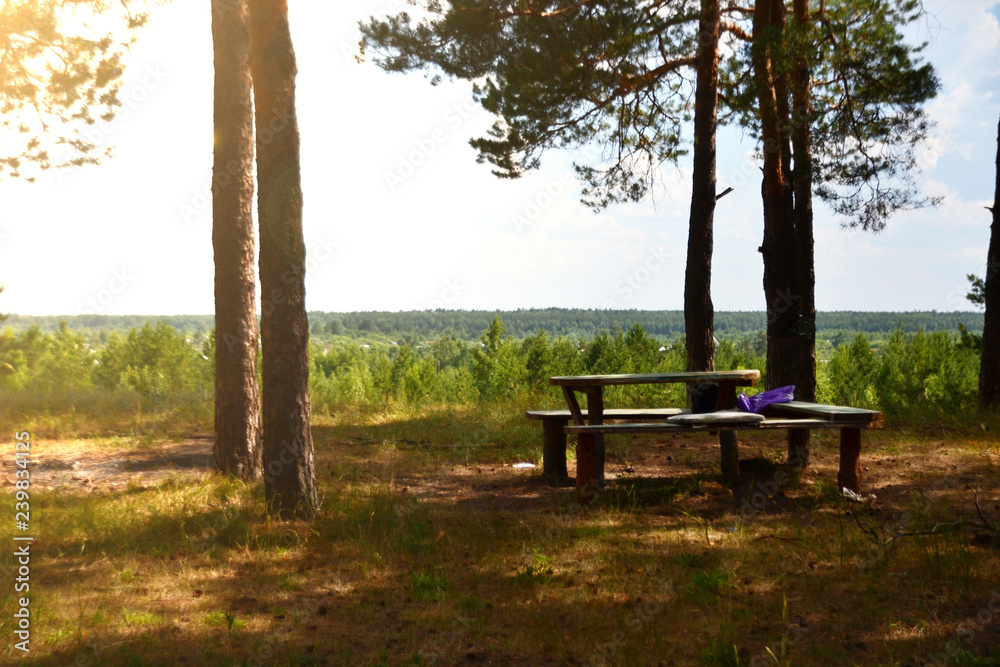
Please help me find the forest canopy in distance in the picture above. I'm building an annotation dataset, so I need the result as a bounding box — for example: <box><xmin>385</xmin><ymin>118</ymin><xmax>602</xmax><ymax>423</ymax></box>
<box><xmin>3</xmin><ymin>309</ymin><xmax>985</xmax><ymax>342</ymax></box>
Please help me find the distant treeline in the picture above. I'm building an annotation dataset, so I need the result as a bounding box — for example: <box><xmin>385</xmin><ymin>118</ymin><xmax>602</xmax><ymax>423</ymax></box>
<box><xmin>3</xmin><ymin>309</ymin><xmax>984</xmax><ymax>341</ymax></box>
<box><xmin>311</xmin><ymin>310</ymin><xmax>984</xmax><ymax>340</ymax></box>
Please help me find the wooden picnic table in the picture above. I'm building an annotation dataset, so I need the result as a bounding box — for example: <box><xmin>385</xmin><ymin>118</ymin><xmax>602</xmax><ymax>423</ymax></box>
<box><xmin>550</xmin><ymin>370</ymin><xmax>760</xmax><ymax>503</ymax></box>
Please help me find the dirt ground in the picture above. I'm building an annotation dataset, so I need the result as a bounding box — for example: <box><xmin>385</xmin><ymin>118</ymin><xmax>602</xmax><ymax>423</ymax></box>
<box><xmin>3</xmin><ymin>437</ymin><xmax>217</xmax><ymax>491</ymax></box>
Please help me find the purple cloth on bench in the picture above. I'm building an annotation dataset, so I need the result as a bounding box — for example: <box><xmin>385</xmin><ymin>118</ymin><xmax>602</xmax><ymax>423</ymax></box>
<box><xmin>737</xmin><ymin>385</ymin><xmax>795</xmax><ymax>414</ymax></box>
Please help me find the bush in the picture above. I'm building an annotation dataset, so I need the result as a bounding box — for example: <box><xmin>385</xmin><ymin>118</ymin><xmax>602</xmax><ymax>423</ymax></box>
<box><xmin>823</xmin><ymin>329</ymin><xmax>979</xmax><ymax>420</ymax></box>
<box><xmin>0</xmin><ymin>315</ymin><xmax>984</xmax><ymax>432</ymax></box>
<box><xmin>95</xmin><ymin>322</ymin><xmax>210</xmax><ymax>404</ymax></box>
<box><xmin>0</xmin><ymin>323</ymin><xmax>96</xmax><ymax>395</ymax></box>
<box><xmin>472</xmin><ymin>317</ymin><xmax>528</xmax><ymax>402</ymax></box>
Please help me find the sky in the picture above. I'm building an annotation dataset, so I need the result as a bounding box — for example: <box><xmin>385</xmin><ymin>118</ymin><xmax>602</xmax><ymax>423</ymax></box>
<box><xmin>0</xmin><ymin>0</ymin><xmax>997</xmax><ymax>317</ymax></box>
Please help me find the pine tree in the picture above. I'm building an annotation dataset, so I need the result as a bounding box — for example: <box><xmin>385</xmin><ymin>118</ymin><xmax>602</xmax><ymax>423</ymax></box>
<box><xmin>729</xmin><ymin>0</ymin><xmax>938</xmax><ymax>403</ymax></box>
<box><xmin>249</xmin><ymin>0</ymin><xmax>318</xmax><ymax>518</ymax></box>
<box><xmin>361</xmin><ymin>1</ymin><xmax>719</xmax><ymax>374</ymax></box>
<box><xmin>212</xmin><ymin>0</ymin><xmax>262</xmax><ymax>480</ymax></box>
<box><xmin>684</xmin><ymin>0</ymin><xmax>721</xmax><ymax>374</ymax></box>
<box><xmin>360</xmin><ymin>0</ymin><xmax>939</xmax><ymax>413</ymax></box>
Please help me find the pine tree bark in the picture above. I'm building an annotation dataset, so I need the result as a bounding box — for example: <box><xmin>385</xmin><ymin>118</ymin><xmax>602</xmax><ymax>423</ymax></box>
<box><xmin>753</xmin><ymin>0</ymin><xmax>802</xmax><ymax>391</ymax></box>
<box><xmin>248</xmin><ymin>0</ymin><xmax>317</xmax><ymax>518</ymax></box>
<box><xmin>981</xmin><ymin>113</ymin><xmax>1000</xmax><ymax>411</ymax></box>
<box><xmin>212</xmin><ymin>0</ymin><xmax>261</xmax><ymax>480</ymax></box>
<box><xmin>790</xmin><ymin>0</ymin><xmax>817</xmax><ymax>404</ymax></box>
<box><xmin>684</xmin><ymin>0</ymin><xmax>720</xmax><ymax>374</ymax></box>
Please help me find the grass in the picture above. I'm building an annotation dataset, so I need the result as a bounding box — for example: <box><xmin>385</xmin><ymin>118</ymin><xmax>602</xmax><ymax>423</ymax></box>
<box><xmin>0</xmin><ymin>402</ymin><xmax>999</xmax><ymax>665</ymax></box>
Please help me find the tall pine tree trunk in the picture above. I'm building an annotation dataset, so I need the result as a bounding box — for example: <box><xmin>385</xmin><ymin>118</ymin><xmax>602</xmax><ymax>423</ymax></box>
<box><xmin>753</xmin><ymin>0</ymin><xmax>802</xmax><ymax>391</ymax></box>
<box><xmin>981</xmin><ymin>113</ymin><xmax>1000</xmax><ymax>411</ymax></box>
<box><xmin>249</xmin><ymin>0</ymin><xmax>317</xmax><ymax>518</ymax></box>
<box><xmin>684</xmin><ymin>0</ymin><xmax>720</xmax><ymax>373</ymax></box>
<box><xmin>790</xmin><ymin>0</ymin><xmax>817</xmax><ymax>404</ymax></box>
<box><xmin>212</xmin><ymin>0</ymin><xmax>261</xmax><ymax>480</ymax></box>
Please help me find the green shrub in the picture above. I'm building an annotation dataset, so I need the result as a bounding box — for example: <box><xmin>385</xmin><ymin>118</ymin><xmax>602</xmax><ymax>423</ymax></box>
<box><xmin>823</xmin><ymin>328</ymin><xmax>979</xmax><ymax>420</ymax></box>
<box><xmin>0</xmin><ymin>315</ymin><xmax>984</xmax><ymax>432</ymax></box>
<box><xmin>472</xmin><ymin>316</ymin><xmax>528</xmax><ymax>402</ymax></box>
<box><xmin>94</xmin><ymin>322</ymin><xmax>210</xmax><ymax>404</ymax></box>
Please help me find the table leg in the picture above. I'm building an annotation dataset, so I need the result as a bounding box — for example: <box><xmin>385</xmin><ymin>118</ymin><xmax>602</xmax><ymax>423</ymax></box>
<box><xmin>720</xmin><ymin>432</ymin><xmax>739</xmax><ymax>487</ymax></box>
<box><xmin>542</xmin><ymin>418</ymin><xmax>570</xmax><ymax>484</ymax></box>
<box><xmin>716</xmin><ymin>380</ymin><xmax>739</xmax><ymax>487</ymax></box>
<box><xmin>837</xmin><ymin>428</ymin><xmax>862</xmax><ymax>493</ymax></box>
<box><xmin>576</xmin><ymin>388</ymin><xmax>605</xmax><ymax>504</ymax></box>
<box><xmin>576</xmin><ymin>433</ymin><xmax>599</xmax><ymax>504</ymax></box>
<box><xmin>589</xmin><ymin>389</ymin><xmax>605</xmax><ymax>489</ymax></box>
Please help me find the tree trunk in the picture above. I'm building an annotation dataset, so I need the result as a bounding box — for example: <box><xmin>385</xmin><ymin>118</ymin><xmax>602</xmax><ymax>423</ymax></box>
<box><xmin>790</xmin><ymin>0</ymin><xmax>816</xmax><ymax>403</ymax></box>
<box><xmin>249</xmin><ymin>0</ymin><xmax>318</xmax><ymax>518</ymax></box>
<box><xmin>684</xmin><ymin>0</ymin><xmax>720</xmax><ymax>374</ymax></box>
<box><xmin>753</xmin><ymin>0</ymin><xmax>801</xmax><ymax>391</ymax></box>
<box><xmin>981</xmin><ymin>112</ymin><xmax>1000</xmax><ymax>411</ymax></box>
<box><xmin>212</xmin><ymin>0</ymin><xmax>261</xmax><ymax>480</ymax></box>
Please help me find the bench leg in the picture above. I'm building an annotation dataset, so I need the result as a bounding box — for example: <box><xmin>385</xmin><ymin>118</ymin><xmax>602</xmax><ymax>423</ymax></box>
<box><xmin>595</xmin><ymin>433</ymin><xmax>605</xmax><ymax>488</ymax></box>
<box><xmin>576</xmin><ymin>434</ymin><xmax>601</xmax><ymax>504</ymax></box>
<box><xmin>837</xmin><ymin>428</ymin><xmax>862</xmax><ymax>493</ymax></box>
<box><xmin>720</xmin><ymin>431</ymin><xmax>739</xmax><ymax>487</ymax></box>
<box><xmin>788</xmin><ymin>428</ymin><xmax>810</xmax><ymax>468</ymax></box>
<box><xmin>541</xmin><ymin>418</ymin><xmax>570</xmax><ymax>483</ymax></box>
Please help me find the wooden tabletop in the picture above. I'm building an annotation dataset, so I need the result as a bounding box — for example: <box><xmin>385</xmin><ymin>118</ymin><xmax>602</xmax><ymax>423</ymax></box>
<box><xmin>549</xmin><ymin>370</ymin><xmax>760</xmax><ymax>388</ymax></box>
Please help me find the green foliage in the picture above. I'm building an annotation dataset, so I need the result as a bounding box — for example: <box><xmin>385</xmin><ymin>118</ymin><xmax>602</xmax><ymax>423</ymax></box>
<box><xmin>0</xmin><ymin>315</ymin><xmax>988</xmax><ymax>431</ymax></box>
<box><xmin>0</xmin><ymin>322</ymin><xmax>94</xmax><ymax>394</ymax></box>
<box><xmin>723</xmin><ymin>0</ymin><xmax>939</xmax><ymax>231</ymax></box>
<box><xmin>95</xmin><ymin>322</ymin><xmax>210</xmax><ymax>404</ymax></box>
<box><xmin>690</xmin><ymin>568</ymin><xmax>730</xmax><ymax>604</ymax></box>
<box><xmin>472</xmin><ymin>317</ymin><xmax>528</xmax><ymax>402</ymax></box>
<box><xmin>823</xmin><ymin>328</ymin><xmax>980</xmax><ymax>419</ymax></box>
<box><xmin>410</xmin><ymin>568</ymin><xmax>449</xmax><ymax>601</ymax></box>
<box><xmin>968</xmin><ymin>274</ymin><xmax>986</xmax><ymax>310</ymax></box>
<box><xmin>5</xmin><ymin>310</ymin><xmax>984</xmax><ymax>343</ymax></box>
<box><xmin>807</xmin><ymin>0</ymin><xmax>940</xmax><ymax>230</ymax></box>
<box><xmin>360</xmin><ymin>0</ymin><xmax>696</xmax><ymax>208</ymax></box>
<box><xmin>514</xmin><ymin>548</ymin><xmax>554</xmax><ymax>586</ymax></box>
<box><xmin>360</xmin><ymin>0</ymin><xmax>937</xmax><ymax>229</ymax></box>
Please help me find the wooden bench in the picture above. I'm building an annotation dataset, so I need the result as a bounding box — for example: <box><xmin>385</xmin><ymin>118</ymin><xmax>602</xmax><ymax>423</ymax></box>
<box><xmin>526</xmin><ymin>408</ymin><xmax>689</xmax><ymax>481</ymax></box>
<box><xmin>564</xmin><ymin>401</ymin><xmax>883</xmax><ymax>503</ymax></box>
